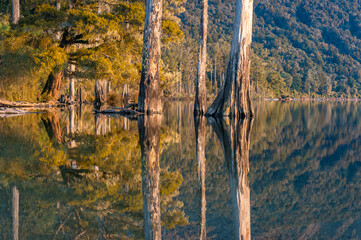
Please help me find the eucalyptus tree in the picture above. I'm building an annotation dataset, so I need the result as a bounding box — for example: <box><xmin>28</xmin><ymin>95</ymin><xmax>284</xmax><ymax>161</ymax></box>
<box><xmin>138</xmin><ymin>0</ymin><xmax>163</xmax><ymax>114</ymax></box>
<box><xmin>206</xmin><ymin>0</ymin><xmax>254</xmax><ymax>118</ymax></box>
<box><xmin>194</xmin><ymin>0</ymin><xmax>208</xmax><ymax>115</ymax></box>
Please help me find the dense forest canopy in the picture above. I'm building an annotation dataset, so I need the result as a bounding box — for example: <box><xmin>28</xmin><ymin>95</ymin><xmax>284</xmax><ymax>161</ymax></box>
<box><xmin>1</xmin><ymin>0</ymin><xmax>361</xmax><ymax>101</ymax></box>
<box><xmin>181</xmin><ymin>0</ymin><xmax>361</xmax><ymax>98</ymax></box>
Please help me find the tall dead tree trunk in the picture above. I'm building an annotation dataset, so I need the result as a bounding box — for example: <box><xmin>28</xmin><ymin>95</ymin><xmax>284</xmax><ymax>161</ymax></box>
<box><xmin>194</xmin><ymin>0</ymin><xmax>208</xmax><ymax>115</ymax></box>
<box><xmin>138</xmin><ymin>115</ymin><xmax>162</xmax><ymax>240</ymax></box>
<box><xmin>209</xmin><ymin>117</ymin><xmax>253</xmax><ymax>240</ymax></box>
<box><xmin>69</xmin><ymin>64</ymin><xmax>75</xmax><ymax>102</ymax></box>
<box><xmin>194</xmin><ymin>116</ymin><xmax>207</xmax><ymax>239</ymax></box>
<box><xmin>11</xmin><ymin>0</ymin><xmax>20</xmax><ymax>25</ymax></box>
<box><xmin>41</xmin><ymin>71</ymin><xmax>64</xmax><ymax>102</ymax></box>
<box><xmin>94</xmin><ymin>80</ymin><xmax>108</xmax><ymax>109</ymax></box>
<box><xmin>138</xmin><ymin>0</ymin><xmax>163</xmax><ymax>114</ymax></box>
<box><xmin>206</xmin><ymin>0</ymin><xmax>254</xmax><ymax>118</ymax></box>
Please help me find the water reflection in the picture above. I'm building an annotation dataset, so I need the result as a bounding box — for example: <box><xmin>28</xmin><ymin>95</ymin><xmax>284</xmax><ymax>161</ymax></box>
<box><xmin>138</xmin><ymin>115</ymin><xmax>162</xmax><ymax>240</ymax></box>
<box><xmin>194</xmin><ymin>116</ymin><xmax>207</xmax><ymax>240</ymax></box>
<box><xmin>209</xmin><ymin>117</ymin><xmax>253</xmax><ymax>240</ymax></box>
<box><xmin>3</xmin><ymin>102</ymin><xmax>361</xmax><ymax>239</ymax></box>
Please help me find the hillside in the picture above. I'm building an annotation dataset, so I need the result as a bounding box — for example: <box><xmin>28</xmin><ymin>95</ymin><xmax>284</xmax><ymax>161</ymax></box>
<box><xmin>179</xmin><ymin>0</ymin><xmax>361</xmax><ymax>98</ymax></box>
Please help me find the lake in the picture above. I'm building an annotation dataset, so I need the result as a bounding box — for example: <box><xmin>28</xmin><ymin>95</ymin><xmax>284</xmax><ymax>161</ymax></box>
<box><xmin>1</xmin><ymin>101</ymin><xmax>361</xmax><ymax>239</ymax></box>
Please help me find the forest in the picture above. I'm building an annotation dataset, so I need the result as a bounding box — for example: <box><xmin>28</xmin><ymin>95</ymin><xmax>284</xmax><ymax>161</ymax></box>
<box><xmin>1</xmin><ymin>0</ymin><xmax>361</xmax><ymax>104</ymax></box>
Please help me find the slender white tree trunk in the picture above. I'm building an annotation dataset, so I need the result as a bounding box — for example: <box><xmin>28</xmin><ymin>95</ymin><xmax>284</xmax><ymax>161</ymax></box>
<box><xmin>12</xmin><ymin>0</ymin><xmax>20</xmax><ymax>24</ymax></box>
<box><xmin>138</xmin><ymin>0</ymin><xmax>163</xmax><ymax>114</ymax></box>
<box><xmin>194</xmin><ymin>0</ymin><xmax>208</xmax><ymax>115</ymax></box>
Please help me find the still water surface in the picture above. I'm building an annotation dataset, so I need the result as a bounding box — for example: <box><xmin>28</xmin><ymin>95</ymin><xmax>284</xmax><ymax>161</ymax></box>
<box><xmin>1</xmin><ymin>101</ymin><xmax>361</xmax><ymax>239</ymax></box>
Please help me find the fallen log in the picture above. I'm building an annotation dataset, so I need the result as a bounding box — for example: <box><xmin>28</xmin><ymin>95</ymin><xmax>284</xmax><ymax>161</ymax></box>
<box><xmin>0</xmin><ymin>107</ymin><xmax>40</xmax><ymax>118</ymax></box>
<box><xmin>0</xmin><ymin>98</ymin><xmax>65</xmax><ymax>108</ymax></box>
<box><xmin>93</xmin><ymin>107</ymin><xmax>144</xmax><ymax>116</ymax></box>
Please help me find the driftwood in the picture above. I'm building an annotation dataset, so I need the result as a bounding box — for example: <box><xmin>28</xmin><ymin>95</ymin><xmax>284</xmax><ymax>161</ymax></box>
<box><xmin>0</xmin><ymin>98</ymin><xmax>65</xmax><ymax>109</ymax></box>
<box><xmin>93</xmin><ymin>107</ymin><xmax>144</xmax><ymax>116</ymax></box>
<box><xmin>0</xmin><ymin>107</ymin><xmax>40</xmax><ymax>118</ymax></box>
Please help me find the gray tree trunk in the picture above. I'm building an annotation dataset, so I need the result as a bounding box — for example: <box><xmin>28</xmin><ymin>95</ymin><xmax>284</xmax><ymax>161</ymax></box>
<box><xmin>206</xmin><ymin>0</ymin><xmax>254</xmax><ymax>118</ymax></box>
<box><xmin>138</xmin><ymin>0</ymin><xmax>163</xmax><ymax>114</ymax></box>
<box><xmin>11</xmin><ymin>0</ymin><xmax>20</xmax><ymax>24</ymax></box>
<box><xmin>194</xmin><ymin>0</ymin><xmax>208</xmax><ymax>115</ymax></box>
<box><xmin>69</xmin><ymin>64</ymin><xmax>75</xmax><ymax>102</ymax></box>
<box><xmin>209</xmin><ymin>117</ymin><xmax>253</xmax><ymax>240</ymax></box>
<box><xmin>69</xmin><ymin>106</ymin><xmax>75</xmax><ymax>135</ymax></box>
<box><xmin>138</xmin><ymin>115</ymin><xmax>162</xmax><ymax>240</ymax></box>
<box><xmin>195</xmin><ymin>116</ymin><xmax>206</xmax><ymax>239</ymax></box>
<box><xmin>12</xmin><ymin>186</ymin><xmax>19</xmax><ymax>240</ymax></box>
<box><xmin>56</xmin><ymin>1</ymin><xmax>61</xmax><ymax>10</ymax></box>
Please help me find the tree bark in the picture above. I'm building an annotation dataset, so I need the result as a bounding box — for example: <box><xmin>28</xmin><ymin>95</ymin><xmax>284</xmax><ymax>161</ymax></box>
<box><xmin>69</xmin><ymin>64</ymin><xmax>75</xmax><ymax>102</ymax></box>
<box><xmin>94</xmin><ymin>80</ymin><xmax>108</xmax><ymax>109</ymax></box>
<box><xmin>209</xmin><ymin>117</ymin><xmax>253</xmax><ymax>240</ymax></box>
<box><xmin>138</xmin><ymin>0</ymin><xmax>163</xmax><ymax>114</ymax></box>
<box><xmin>138</xmin><ymin>115</ymin><xmax>162</xmax><ymax>240</ymax></box>
<box><xmin>194</xmin><ymin>116</ymin><xmax>207</xmax><ymax>239</ymax></box>
<box><xmin>12</xmin><ymin>186</ymin><xmax>19</xmax><ymax>240</ymax></box>
<box><xmin>194</xmin><ymin>0</ymin><xmax>208</xmax><ymax>115</ymax></box>
<box><xmin>41</xmin><ymin>71</ymin><xmax>64</xmax><ymax>102</ymax></box>
<box><xmin>56</xmin><ymin>1</ymin><xmax>61</xmax><ymax>10</ymax></box>
<box><xmin>11</xmin><ymin>0</ymin><xmax>20</xmax><ymax>25</ymax></box>
<box><xmin>206</xmin><ymin>0</ymin><xmax>254</xmax><ymax>118</ymax></box>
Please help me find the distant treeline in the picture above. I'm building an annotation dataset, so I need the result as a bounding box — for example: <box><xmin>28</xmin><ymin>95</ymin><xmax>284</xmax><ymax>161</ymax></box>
<box><xmin>179</xmin><ymin>0</ymin><xmax>361</xmax><ymax>98</ymax></box>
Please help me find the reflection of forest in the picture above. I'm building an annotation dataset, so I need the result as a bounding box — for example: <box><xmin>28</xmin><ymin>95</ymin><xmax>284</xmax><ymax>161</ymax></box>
<box><xmin>161</xmin><ymin>101</ymin><xmax>361</xmax><ymax>239</ymax></box>
<box><xmin>2</xmin><ymin>102</ymin><xmax>361</xmax><ymax>239</ymax></box>
<box><xmin>0</xmin><ymin>105</ymin><xmax>187</xmax><ymax>239</ymax></box>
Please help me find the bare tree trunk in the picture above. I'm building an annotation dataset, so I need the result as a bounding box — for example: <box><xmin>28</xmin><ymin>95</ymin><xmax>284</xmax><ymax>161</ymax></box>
<box><xmin>138</xmin><ymin>0</ymin><xmax>163</xmax><ymax>114</ymax></box>
<box><xmin>138</xmin><ymin>115</ymin><xmax>162</xmax><ymax>240</ymax></box>
<box><xmin>56</xmin><ymin>1</ymin><xmax>61</xmax><ymax>10</ymax></box>
<box><xmin>69</xmin><ymin>106</ymin><xmax>75</xmax><ymax>135</ymax></box>
<box><xmin>41</xmin><ymin>71</ymin><xmax>64</xmax><ymax>102</ymax></box>
<box><xmin>194</xmin><ymin>116</ymin><xmax>206</xmax><ymax>239</ymax></box>
<box><xmin>122</xmin><ymin>84</ymin><xmax>129</xmax><ymax>102</ymax></box>
<box><xmin>210</xmin><ymin>66</ymin><xmax>213</xmax><ymax>94</ymax></box>
<box><xmin>69</xmin><ymin>64</ymin><xmax>75</xmax><ymax>102</ymax></box>
<box><xmin>194</xmin><ymin>0</ymin><xmax>208</xmax><ymax>115</ymax></box>
<box><xmin>12</xmin><ymin>186</ymin><xmax>19</xmax><ymax>240</ymax></box>
<box><xmin>214</xmin><ymin>62</ymin><xmax>217</xmax><ymax>92</ymax></box>
<box><xmin>94</xmin><ymin>80</ymin><xmax>108</xmax><ymax>109</ymax></box>
<box><xmin>77</xmin><ymin>87</ymin><xmax>82</xmax><ymax>105</ymax></box>
<box><xmin>11</xmin><ymin>0</ymin><xmax>20</xmax><ymax>24</ymax></box>
<box><xmin>209</xmin><ymin>117</ymin><xmax>253</xmax><ymax>240</ymax></box>
<box><xmin>206</xmin><ymin>0</ymin><xmax>254</xmax><ymax>118</ymax></box>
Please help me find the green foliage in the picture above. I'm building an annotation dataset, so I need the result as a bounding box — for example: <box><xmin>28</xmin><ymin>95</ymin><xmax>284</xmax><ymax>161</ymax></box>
<box><xmin>0</xmin><ymin>0</ymin><xmax>185</xmax><ymax>101</ymax></box>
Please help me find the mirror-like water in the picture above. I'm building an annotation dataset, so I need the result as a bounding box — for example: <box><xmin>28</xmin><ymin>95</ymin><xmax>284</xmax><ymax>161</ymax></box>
<box><xmin>1</xmin><ymin>101</ymin><xmax>361</xmax><ymax>239</ymax></box>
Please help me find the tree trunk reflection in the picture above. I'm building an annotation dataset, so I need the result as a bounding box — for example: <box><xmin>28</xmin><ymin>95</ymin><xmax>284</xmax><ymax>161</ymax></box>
<box><xmin>12</xmin><ymin>185</ymin><xmax>19</xmax><ymax>240</ymax></box>
<box><xmin>194</xmin><ymin>116</ymin><xmax>207</xmax><ymax>239</ymax></box>
<box><xmin>209</xmin><ymin>117</ymin><xmax>253</xmax><ymax>240</ymax></box>
<box><xmin>138</xmin><ymin>115</ymin><xmax>162</xmax><ymax>240</ymax></box>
